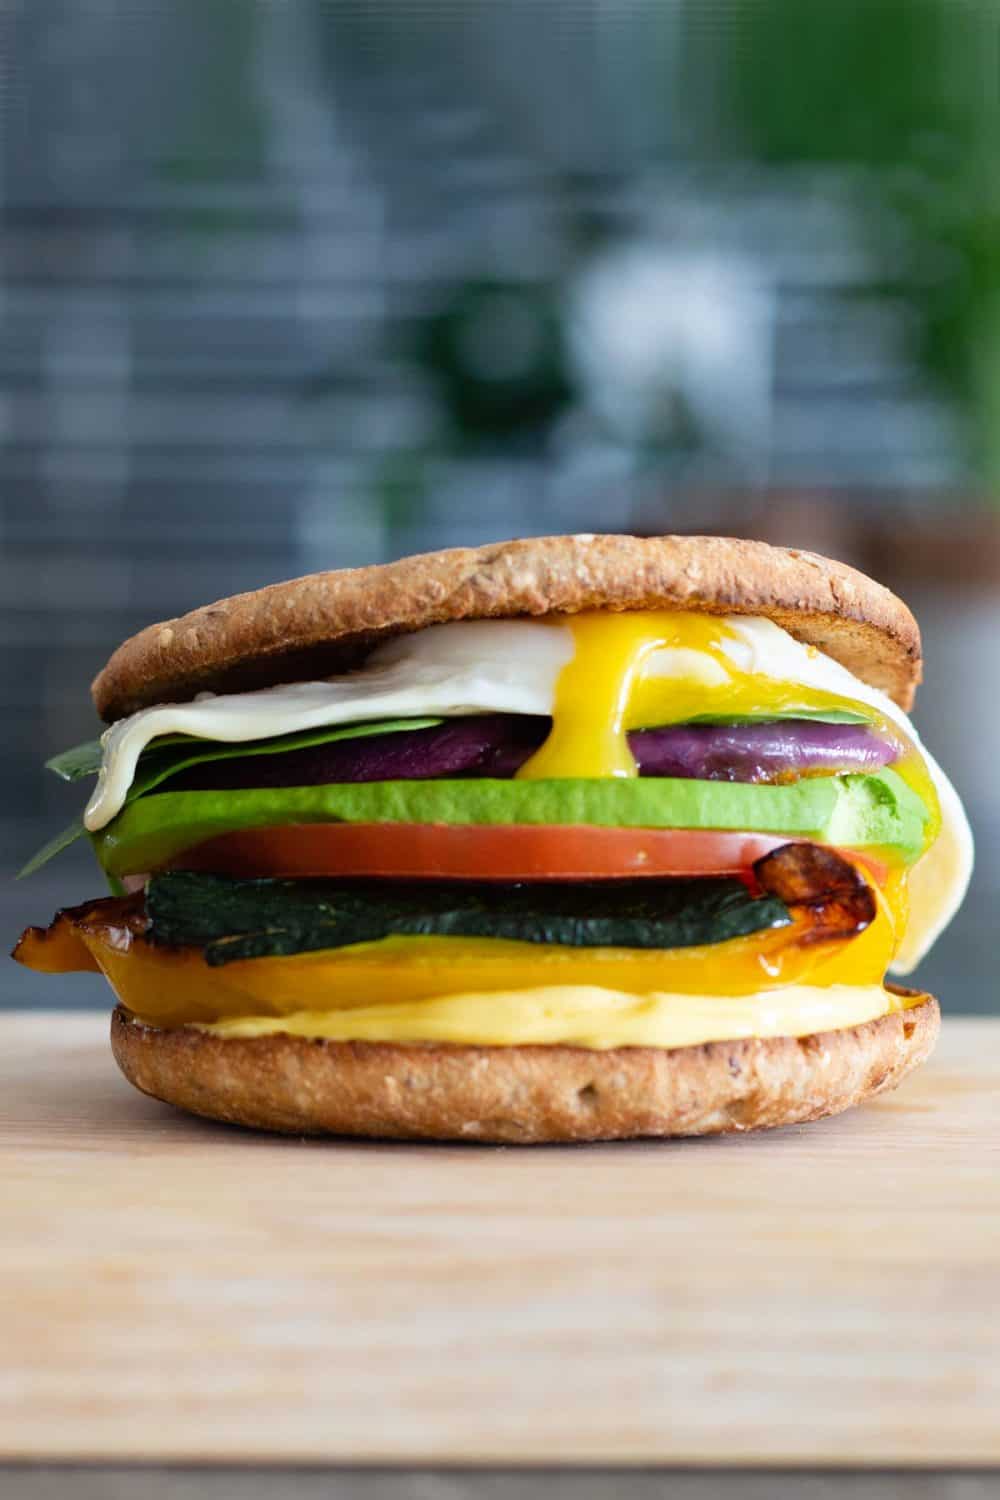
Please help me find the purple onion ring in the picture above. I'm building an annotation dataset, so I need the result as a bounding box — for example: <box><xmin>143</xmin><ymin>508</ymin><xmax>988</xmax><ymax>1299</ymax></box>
<box><xmin>169</xmin><ymin>714</ymin><xmax>899</xmax><ymax>791</ymax></box>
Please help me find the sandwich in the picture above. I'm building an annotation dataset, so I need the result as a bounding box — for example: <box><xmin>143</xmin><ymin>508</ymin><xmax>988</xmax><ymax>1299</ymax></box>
<box><xmin>13</xmin><ymin>533</ymin><xmax>972</xmax><ymax>1141</ymax></box>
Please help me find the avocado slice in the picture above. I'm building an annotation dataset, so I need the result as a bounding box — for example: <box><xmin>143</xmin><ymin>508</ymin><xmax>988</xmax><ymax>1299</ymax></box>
<box><xmin>25</xmin><ymin>710</ymin><xmax>876</xmax><ymax>880</ymax></box>
<box><xmin>93</xmin><ymin>769</ymin><xmax>930</xmax><ymax>877</ymax></box>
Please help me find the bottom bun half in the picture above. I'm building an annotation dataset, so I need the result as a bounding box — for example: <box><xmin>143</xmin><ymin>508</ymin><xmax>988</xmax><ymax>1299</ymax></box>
<box><xmin>110</xmin><ymin>990</ymin><xmax>938</xmax><ymax>1143</ymax></box>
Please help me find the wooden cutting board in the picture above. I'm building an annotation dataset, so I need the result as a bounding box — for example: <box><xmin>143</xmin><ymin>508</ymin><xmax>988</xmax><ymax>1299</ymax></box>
<box><xmin>2</xmin><ymin>1011</ymin><xmax>998</xmax><ymax>1467</ymax></box>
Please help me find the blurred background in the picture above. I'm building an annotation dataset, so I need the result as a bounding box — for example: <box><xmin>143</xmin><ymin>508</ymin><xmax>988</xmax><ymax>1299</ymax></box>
<box><xmin>3</xmin><ymin>0</ymin><xmax>997</xmax><ymax>1011</ymax></box>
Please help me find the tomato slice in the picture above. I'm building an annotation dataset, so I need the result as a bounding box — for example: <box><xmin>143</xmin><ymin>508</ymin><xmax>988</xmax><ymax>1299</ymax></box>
<box><xmin>170</xmin><ymin>823</ymin><xmax>838</xmax><ymax>882</ymax></box>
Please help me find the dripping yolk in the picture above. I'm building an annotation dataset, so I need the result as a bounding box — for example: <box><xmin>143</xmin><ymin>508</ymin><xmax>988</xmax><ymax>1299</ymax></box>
<box><xmin>516</xmin><ymin>608</ymin><xmax>941</xmax><ymax>854</ymax></box>
<box><xmin>515</xmin><ymin>611</ymin><xmax>730</xmax><ymax>780</ymax></box>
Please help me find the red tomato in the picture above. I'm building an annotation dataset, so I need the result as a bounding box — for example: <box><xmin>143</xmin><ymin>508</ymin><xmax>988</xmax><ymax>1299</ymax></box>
<box><xmin>166</xmin><ymin>823</ymin><xmax>871</xmax><ymax>882</ymax></box>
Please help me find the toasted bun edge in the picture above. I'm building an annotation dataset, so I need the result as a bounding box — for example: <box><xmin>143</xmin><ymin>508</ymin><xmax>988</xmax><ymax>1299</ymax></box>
<box><xmin>92</xmin><ymin>534</ymin><xmax>922</xmax><ymax>720</ymax></box>
<box><xmin>110</xmin><ymin>990</ymin><xmax>938</xmax><ymax>1143</ymax></box>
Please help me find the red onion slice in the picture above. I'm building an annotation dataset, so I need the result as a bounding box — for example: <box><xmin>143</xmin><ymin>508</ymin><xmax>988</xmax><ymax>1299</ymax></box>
<box><xmin>168</xmin><ymin>714</ymin><xmax>899</xmax><ymax>791</ymax></box>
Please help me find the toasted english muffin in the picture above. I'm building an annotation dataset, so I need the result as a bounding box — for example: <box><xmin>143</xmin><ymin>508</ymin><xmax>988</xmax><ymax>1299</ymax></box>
<box><xmin>92</xmin><ymin>533</ymin><xmax>922</xmax><ymax>720</ymax></box>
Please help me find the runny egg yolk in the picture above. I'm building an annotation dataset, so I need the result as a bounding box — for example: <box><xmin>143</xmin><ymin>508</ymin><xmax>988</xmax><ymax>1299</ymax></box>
<box><xmin>517</xmin><ymin>611</ymin><xmax>737</xmax><ymax>779</ymax></box>
<box><xmin>517</xmin><ymin>608</ymin><xmax>940</xmax><ymax>851</ymax></box>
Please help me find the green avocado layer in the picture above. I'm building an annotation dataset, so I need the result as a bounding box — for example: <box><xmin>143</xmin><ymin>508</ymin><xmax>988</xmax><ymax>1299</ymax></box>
<box><xmin>22</xmin><ymin>709</ymin><xmax>879</xmax><ymax>879</ymax></box>
<box><xmin>93</xmin><ymin>768</ymin><xmax>930</xmax><ymax>877</ymax></box>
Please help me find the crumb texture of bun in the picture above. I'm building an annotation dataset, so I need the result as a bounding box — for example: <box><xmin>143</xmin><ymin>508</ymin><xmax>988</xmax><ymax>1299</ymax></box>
<box><xmin>92</xmin><ymin>534</ymin><xmax>922</xmax><ymax>720</ymax></box>
<box><xmin>110</xmin><ymin>992</ymin><xmax>938</xmax><ymax>1143</ymax></box>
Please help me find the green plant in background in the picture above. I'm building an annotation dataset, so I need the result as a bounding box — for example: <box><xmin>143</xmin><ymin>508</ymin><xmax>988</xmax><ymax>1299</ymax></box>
<box><xmin>891</xmin><ymin>145</ymin><xmax>1000</xmax><ymax>488</ymax></box>
<box><xmin>417</xmin><ymin>279</ymin><xmax>573</xmax><ymax>448</ymax></box>
<box><xmin>156</xmin><ymin>0</ymin><xmax>267</xmax><ymax>184</ymax></box>
<box><xmin>710</xmin><ymin>0</ymin><xmax>1000</xmax><ymax>487</ymax></box>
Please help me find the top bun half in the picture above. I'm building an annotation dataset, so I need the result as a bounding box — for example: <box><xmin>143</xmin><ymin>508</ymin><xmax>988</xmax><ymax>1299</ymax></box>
<box><xmin>91</xmin><ymin>534</ymin><xmax>921</xmax><ymax>722</ymax></box>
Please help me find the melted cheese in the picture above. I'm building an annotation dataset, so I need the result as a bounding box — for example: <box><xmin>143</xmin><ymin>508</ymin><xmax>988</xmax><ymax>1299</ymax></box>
<box><xmin>190</xmin><ymin>982</ymin><xmax>916</xmax><ymax>1050</ymax></box>
<box><xmin>82</xmin><ymin>610</ymin><xmax>973</xmax><ymax>975</ymax></box>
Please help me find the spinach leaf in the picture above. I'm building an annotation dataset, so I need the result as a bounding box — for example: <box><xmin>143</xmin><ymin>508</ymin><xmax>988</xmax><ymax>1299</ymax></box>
<box><xmin>683</xmin><ymin>707</ymin><xmax>869</xmax><ymax>725</ymax></box>
<box><xmin>16</xmin><ymin>817</ymin><xmax>94</xmax><ymax>880</ymax></box>
<box><xmin>21</xmin><ymin>717</ymin><xmax>443</xmax><ymax>877</ymax></box>
<box><xmin>46</xmin><ymin>740</ymin><xmax>105</xmax><ymax>781</ymax></box>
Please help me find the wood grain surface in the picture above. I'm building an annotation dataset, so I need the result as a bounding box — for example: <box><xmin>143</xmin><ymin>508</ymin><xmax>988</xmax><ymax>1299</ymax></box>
<box><xmin>1</xmin><ymin>1012</ymin><xmax>998</xmax><ymax>1467</ymax></box>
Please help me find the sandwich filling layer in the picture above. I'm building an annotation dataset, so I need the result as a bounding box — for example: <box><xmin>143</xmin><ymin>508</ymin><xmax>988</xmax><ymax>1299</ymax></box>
<box><xmin>17</xmin><ymin>608</ymin><xmax>973</xmax><ymax>1048</ymax></box>
<box><xmin>17</xmin><ymin>880</ymin><xmax>913</xmax><ymax>1048</ymax></box>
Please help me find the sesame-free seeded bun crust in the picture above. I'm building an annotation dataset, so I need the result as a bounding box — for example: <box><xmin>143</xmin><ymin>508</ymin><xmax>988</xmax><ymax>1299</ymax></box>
<box><xmin>110</xmin><ymin>992</ymin><xmax>938</xmax><ymax>1143</ymax></box>
<box><xmin>92</xmin><ymin>534</ymin><xmax>922</xmax><ymax>720</ymax></box>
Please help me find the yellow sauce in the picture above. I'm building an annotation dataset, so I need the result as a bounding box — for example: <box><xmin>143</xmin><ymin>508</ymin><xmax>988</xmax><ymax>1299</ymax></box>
<box><xmin>194</xmin><ymin>982</ymin><xmax>917</xmax><ymax>1050</ymax></box>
